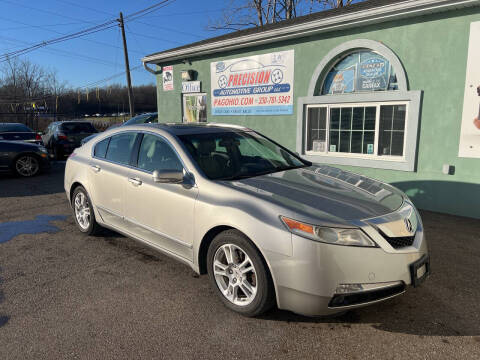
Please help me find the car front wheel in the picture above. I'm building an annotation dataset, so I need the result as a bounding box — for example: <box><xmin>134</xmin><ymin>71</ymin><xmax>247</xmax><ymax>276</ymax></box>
<box><xmin>207</xmin><ymin>229</ymin><xmax>275</xmax><ymax>317</ymax></box>
<box><xmin>14</xmin><ymin>155</ymin><xmax>40</xmax><ymax>177</ymax></box>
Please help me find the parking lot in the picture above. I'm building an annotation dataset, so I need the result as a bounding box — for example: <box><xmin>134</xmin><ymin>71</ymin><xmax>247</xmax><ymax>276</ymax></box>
<box><xmin>0</xmin><ymin>163</ymin><xmax>479</xmax><ymax>359</ymax></box>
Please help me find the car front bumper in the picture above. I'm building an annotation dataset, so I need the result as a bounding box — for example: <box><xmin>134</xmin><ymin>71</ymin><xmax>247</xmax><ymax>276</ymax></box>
<box><xmin>265</xmin><ymin>229</ymin><xmax>429</xmax><ymax>316</ymax></box>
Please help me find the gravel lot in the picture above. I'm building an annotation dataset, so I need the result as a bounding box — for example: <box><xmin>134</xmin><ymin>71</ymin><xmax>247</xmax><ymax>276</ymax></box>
<box><xmin>0</xmin><ymin>163</ymin><xmax>479</xmax><ymax>359</ymax></box>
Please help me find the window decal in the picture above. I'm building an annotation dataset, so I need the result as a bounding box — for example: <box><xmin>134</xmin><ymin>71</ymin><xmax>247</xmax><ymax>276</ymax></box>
<box><xmin>322</xmin><ymin>51</ymin><xmax>398</xmax><ymax>95</ymax></box>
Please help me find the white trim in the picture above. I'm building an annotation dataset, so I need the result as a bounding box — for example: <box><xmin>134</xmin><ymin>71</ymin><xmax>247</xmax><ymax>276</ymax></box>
<box><xmin>142</xmin><ymin>0</ymin><xmax>480</xmax><ymax>64</ymax></box>
<box><xmin>304</xmin><ymin>101</ymin><xmax>409</xmax><ymax>161</ymax></box>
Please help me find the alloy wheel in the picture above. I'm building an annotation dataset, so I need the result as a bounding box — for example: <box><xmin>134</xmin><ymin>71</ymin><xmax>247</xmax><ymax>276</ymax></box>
<box><xmin>15</xmin><ymin>156</ymin><xmax>39</xmax><ymax>177</ymax></box>
<box><xmin>213</xmin><ymin>243</ymin><xmax>258</xmax><ymax>306</ymax></box>
<box><xmin>74</xmin><ymin>192</ymin><xmax>91</xmax><ymax>230</ymax></box>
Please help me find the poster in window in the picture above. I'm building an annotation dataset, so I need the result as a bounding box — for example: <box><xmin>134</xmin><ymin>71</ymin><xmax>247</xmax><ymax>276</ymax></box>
<box><xmin>323</xmin><ymin>67</ymin><xmax>355</xmax><ymax>94</ymax></box>
<box><xmin>183</xmin><ymin>93</ymin><xmax>207</xmax><ymax>123</ymax></box>
<box><xmin>459</xmin><ymin>22</ymin><xmax>480</xmax><ymax>158</ymax></box>
<box><xmin>357</xmin><ymin>57</ymin><xmax>390</xmax><ymax>91</ymax></box>
<box><xmin>163</xmin><ymin>66</ymin><xmax>174</xmax><ymax>91</ymax></box>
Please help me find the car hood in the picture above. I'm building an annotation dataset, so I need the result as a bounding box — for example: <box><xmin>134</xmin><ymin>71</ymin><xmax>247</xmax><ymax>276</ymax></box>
<box><xmin>224</xmin><ymin>165</ymin><xmax>405</xmax><ymax>225</ymax></box>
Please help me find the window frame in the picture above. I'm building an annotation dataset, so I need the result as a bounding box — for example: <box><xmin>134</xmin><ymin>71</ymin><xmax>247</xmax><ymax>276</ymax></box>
<box><xmin>91</xmin><ymin>130</ymin><xmax>189</xmax><ymax>175</ymax></box>
<box><xmin>297</xmin><ymin>90</ymin><xmax>422</xmax><ymax>172</ymax></box>
<box><xmin>304</xmin><ymin>101</ymin><xmax>409</xmax><ymax>162</ymax></box>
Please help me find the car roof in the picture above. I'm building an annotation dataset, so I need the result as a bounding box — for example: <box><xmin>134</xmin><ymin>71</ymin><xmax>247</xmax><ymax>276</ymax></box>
<box><xmin>141</xmin><ymin>123</ymin><xmax>251</xmax><ymax>135</ymax></box>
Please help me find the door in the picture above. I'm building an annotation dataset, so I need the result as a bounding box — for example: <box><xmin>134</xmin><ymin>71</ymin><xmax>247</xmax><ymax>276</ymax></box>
<box><xmin>124</xmin><ymin>133</ymin><xmax>198</xmax><ymax>260</ymax></box>
<box><xmin>88</xmin><ymin>132</ymin><xmax>139</xmax><ymax>230</ymax></box>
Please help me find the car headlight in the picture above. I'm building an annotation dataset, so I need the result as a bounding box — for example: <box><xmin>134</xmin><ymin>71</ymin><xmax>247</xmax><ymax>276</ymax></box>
<box><xmin>38</xmin><ymin>146</ymin><xmax>48</xmax><ymax>153</ymax></box>
<box><xmin>280</xmin><ymin>216</ymin><xmax>377</xmax><ymax>247</ymax></box>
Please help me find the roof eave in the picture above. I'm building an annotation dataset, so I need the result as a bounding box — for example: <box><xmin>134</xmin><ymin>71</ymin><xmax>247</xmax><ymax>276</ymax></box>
<box><xmin>142</xmin><ymin>0</ymin><xmax>480</xmax><ymax>64</ymax></box>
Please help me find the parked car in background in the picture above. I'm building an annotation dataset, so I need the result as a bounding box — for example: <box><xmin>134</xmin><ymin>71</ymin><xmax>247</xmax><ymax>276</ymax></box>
<box><xmin>0</xmin><ymin>123</ymin><xmax>43</xmax><ymax>145</ymax></box>
<box><xmin>42</xmin><ymin>121</ymin><xmax>97</xmax><ymax>160</ymax></box>
<box><xmin>80</xmin><ymin>112</ymin><xmax>158</xmax><ymax>145</ymax></box>
<box><xmin>0</xmin><ymin>140</ymin><xmax>50</xmax><ymax>177</ymax></box>
<box><xmin>65</xmin><ymin>123</ymin><xmax>429</xmax><ymax>317</ymax></box>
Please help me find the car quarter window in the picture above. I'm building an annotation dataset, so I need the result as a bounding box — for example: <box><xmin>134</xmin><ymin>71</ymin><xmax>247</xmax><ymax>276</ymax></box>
<box><xmin>94</xmin><ymin>137</ymin><xmax>110</xmax><ymax>158</ymax></box>
<box><xmin>105</xmin><ymin>132</ymin><xmax>137</xmax><ymax>165</ymax></box>
<box><xmin>137</xmin><ymin>133</ymin><xmax>183</xmax><ymax>173</ymax></box>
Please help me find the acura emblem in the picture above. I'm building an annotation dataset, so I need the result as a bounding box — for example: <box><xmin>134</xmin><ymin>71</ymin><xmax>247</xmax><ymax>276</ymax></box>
<box><xmin>404</xmin><ymin>218</ymin><xmax>414</xmax><ymax>234</ymax></box>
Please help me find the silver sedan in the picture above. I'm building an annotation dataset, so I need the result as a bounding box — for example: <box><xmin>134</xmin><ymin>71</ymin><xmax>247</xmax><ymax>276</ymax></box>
<box><xmin>64</xmin><ymin>123</ymin><xmax>429</xmax><ymax>317</ymax></box>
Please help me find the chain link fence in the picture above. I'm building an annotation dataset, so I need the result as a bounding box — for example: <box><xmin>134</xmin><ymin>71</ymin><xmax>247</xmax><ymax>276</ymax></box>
<box><xmin>0</xmin><ymin>113</ymin><xmax>127</xmax><ymax>132</ymax></box>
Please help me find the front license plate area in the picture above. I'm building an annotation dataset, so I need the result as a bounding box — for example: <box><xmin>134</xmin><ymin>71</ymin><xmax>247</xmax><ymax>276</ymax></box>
<box><xmin>409</xmin><ymin>254</ymin><xmax>430</xmax><ymax>287</ymax></box>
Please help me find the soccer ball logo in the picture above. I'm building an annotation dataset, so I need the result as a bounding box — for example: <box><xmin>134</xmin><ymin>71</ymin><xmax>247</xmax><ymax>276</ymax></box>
<box><xmin>271</xmin><ymin>69</ymin><xmax>283</xmax><ymax>84</ymax></box>
<box><xmin>218</xmin><ymin>75</ymin><xmax>228</xmax><ymax>88</ymax></box>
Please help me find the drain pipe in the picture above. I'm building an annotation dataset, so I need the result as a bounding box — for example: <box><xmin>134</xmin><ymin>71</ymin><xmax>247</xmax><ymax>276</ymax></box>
<box><xmin>143</xmin><ymin>61</ymin><xmax>160</xmax><ymax>75</ymax></box>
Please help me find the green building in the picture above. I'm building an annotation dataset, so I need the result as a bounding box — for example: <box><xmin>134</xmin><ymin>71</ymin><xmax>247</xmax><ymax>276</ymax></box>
<box><xmin>142</xmin><ymin>0</ymin><xmax>480</xmax><ymax>219</ymax></box>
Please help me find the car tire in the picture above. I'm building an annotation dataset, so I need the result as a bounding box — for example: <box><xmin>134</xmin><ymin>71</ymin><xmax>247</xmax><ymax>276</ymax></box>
<box><xmin>72</xmin><ymin>186</ymin><xmax>101</xmax><ymax>235</ymax></box>
<box><xmin>207</xmin><ymin>229</ymin><xmax>275</xmax><ymax>317</ymax></box>
<box><xmin>13</xmin><ymin>154</ymin><xmax>40</xmax><ymax>177</ymax></box>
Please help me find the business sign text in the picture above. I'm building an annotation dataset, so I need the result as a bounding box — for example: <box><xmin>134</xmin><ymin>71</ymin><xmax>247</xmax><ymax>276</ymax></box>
<box><xmin>211</xmin><ymin>50</ymin><xmax>294</xmax><ymax>116</ymax></box>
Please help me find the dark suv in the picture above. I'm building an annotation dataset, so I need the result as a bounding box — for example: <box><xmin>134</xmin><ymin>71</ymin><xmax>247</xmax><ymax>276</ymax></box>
<box><xmin>42</xmin><ymin>121</ymin><xmax>97</xmax><ymax>159</ymax></box>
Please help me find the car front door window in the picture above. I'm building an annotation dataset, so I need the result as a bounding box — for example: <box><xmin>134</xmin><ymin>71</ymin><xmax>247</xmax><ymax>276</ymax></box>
<box><xmin>137</xmin><ymin>134</ymin><xmax>183</xmax><ymax>172</ymax></box>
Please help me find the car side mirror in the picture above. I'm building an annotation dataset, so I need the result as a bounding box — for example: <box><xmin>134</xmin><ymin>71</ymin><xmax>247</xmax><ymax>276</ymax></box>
<box><xmin>152</xmin><ymin>169</ymin><xmax>184</xmax><ymax>184</ymax></box>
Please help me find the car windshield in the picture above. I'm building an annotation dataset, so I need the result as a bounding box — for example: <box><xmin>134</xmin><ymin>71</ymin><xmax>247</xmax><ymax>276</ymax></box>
<box><xmin>0</xmin><ymin>123</ymin><xmax>32</xmax><ymax>132</ymax></box>
<box><xmin>60</xmin><ymin>122</ymin><xmax>96</xmax><ymax>134</ymax></box>
<box><xmin>124</xmin><ymin>114</ymin><xmax>158</xmax><ymax>125</ymax></box>
<box><xmin>178</xmin><ymin>130</ymin><xmax>307</xmax><ymax>180</ymax></box>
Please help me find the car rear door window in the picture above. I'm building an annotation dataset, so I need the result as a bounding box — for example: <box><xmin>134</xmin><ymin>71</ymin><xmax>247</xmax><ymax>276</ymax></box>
<box><xmin>137</xmin><ymin>134</ymin><xmax>183</xmax><ymax>172</ymax></box>
<box><xmin>94</xmin><ymin>138</ymin><xmax>110</xmax><ymax>158</ymax></box>
<box><xmin>105</xmin><ymin>133</ymin><xmax>137</xmax><ymax>165</ymax></box>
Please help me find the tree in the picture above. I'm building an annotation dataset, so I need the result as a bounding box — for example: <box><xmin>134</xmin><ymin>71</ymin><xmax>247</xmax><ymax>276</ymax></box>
<box><xmin>208</xmin><ymin>0</ymin><xmax>359</xmax><ymax>31</ymax></box>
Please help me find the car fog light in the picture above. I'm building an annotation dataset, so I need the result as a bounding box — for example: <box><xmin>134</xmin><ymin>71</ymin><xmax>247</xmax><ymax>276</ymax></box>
<box><xmin>335</xmin><ymin>284</ymin><xmax>364</xmax><ymax>294</ymax></box>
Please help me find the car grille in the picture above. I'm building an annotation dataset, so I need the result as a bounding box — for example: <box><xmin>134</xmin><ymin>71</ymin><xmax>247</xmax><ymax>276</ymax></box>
<box><xmin>382</xmin><ymin>233</ymin><xmax>416</xmax><ymax>249</ymax></box>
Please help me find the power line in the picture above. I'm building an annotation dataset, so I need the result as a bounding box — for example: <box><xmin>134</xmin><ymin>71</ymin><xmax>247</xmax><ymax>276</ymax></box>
<box><xmin>0</xmin><ymin>0</ymin><xmax>175</xmax><ymax>62</ymax></box>
<box><xmin>0</xmin><ymin>35</ymin><xmax>121</xmax><ymax>68</ymax></box>
<box><xmin>54</xmin><ymin>0</ymin><xmax>203</xmax><ymax>41</ymax></box>
<box><xmin>0</xmin><ymin>15</ymin><xmax>145</xmax><ymax>56</ymax></box>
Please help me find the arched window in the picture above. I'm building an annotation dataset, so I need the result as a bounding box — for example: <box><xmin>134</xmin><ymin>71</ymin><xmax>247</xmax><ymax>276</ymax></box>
<box><xmin>297</xmin><ymin>40</ymin><xmax>421</xmax><ymax>172</ymax></box>
<box><xmin>322</xmin><ymin>51</ymin><xmax>398</xmax><ymax>95</ymax></box>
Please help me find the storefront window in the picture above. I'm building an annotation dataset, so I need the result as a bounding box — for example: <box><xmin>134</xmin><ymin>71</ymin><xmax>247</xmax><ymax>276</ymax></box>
<box><xmin>322</xmin><ymin>51</ymin><xmax>398</xmax><ymax>95</ymax></box>
<box><xmin>306</xmin><ymin>103</ymin><xmax>407</xmax><ymax>158</ymax></box>
<box><xmin>299</xmin><ymin>40</ymin><xmax>420</xmax><ymax>171</ymax></box>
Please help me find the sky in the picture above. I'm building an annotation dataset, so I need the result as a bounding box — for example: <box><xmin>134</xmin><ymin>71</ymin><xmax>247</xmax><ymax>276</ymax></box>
<box><xmin>0</xmin><ymin>0</ymin><xmax>364</xmax><ymax>90</ymax></box>
<box><xmin>0</xmin><ymin>0</ymin><xmax>230</xmax><ymax>88</ymax></box>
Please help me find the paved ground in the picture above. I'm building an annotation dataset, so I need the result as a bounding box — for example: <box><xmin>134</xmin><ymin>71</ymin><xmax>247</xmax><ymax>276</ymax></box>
<box><xmin>0</xmin><ymin>163</ymin><xmax>479</xmax><ymax>359</ymax></box>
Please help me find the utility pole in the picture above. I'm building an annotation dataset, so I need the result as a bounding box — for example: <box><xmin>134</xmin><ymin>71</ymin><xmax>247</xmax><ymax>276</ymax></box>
<box><xmin>118</xmin><ymin>12</ymin><xmax>134</xmax><ymax>117</ymax></box>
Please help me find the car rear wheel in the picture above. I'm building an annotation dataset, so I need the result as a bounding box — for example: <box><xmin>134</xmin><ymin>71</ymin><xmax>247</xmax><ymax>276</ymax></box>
<box><xmin>14</xmin><ymin>155</ymin><xmax>40</xmax><ymax>177</ymax></box>
<box><xmin>207</xmin><ymin>229</ymin><xmax>275</xmax><ymax>317</ymax></box>
<box><xmin>72</xmin><ymin>186</ymin><xmax>101</xmax><ymax>235</ymax></box>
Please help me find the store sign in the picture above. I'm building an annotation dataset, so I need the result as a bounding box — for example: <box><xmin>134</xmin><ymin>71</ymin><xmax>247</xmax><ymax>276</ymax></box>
<box><xmin>459</xmin><ymin>21</ymin><xmax>480</xmax><ymax>158</ymax></box>
<box><xmin>163</xmin><ymin>66</ymin><xmax>173</xmax><ymax>91</ymax></box>
<box><xmin>210</xmin><ymin>50</ymin><xmax>294</xmax><ymax>116</ymax></box>
<box><xmin>182</xmin><ymin>81</ymin><xmax>201</xmax><ymax>93</ymax></box>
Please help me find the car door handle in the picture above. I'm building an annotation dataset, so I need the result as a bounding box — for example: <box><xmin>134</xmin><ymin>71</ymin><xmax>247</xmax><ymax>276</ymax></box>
<box><xmin>128</xmin><ymin>177</ymin><xmax>142</xmax><ymax>186</ymax></box>
<box><xmin>90</xmin><ymin>165</ymin><xmax>101</xmax><ymax>173</ymax></box>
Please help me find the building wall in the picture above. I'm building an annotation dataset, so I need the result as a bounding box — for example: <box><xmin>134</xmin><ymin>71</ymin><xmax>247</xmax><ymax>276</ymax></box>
<box><xmin>155</xmin><ymin>8</ymin><xmax>480</xmax><ymax>218</ymax></box>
